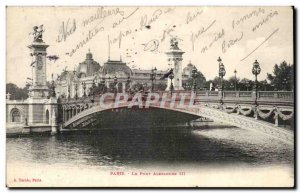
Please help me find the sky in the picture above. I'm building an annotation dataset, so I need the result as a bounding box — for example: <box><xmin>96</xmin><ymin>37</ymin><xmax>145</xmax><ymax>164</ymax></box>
<box><xmin>6</xmin><ymin>6</ymin><xmax>293</xmax><ymax>87</ymax></box>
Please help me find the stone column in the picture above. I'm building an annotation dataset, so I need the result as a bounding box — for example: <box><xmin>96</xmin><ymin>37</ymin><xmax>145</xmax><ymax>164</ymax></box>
<box><xmin>27</xmin><ymin>40</ymin><xmax>49</xmax><ymax>98</ymax></box>
<box><xmin>165</xmin><ymin>38</ymin><xmax>185</xmax><ymax>91</ymax></box>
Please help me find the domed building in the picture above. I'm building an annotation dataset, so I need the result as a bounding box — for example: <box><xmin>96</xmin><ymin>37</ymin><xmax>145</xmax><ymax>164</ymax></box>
<box><xmin>55</xmin><ymin>51</ymin><xmax>136</xmax><ymax>98</ymax></box>
<box><xmin>182</xmin><ymin>61</ymin><xmax>195</xmax><ymax>78</ymax></box>
<box><xmin>76</xmin><ymin>50</ymin><xmax>101</xmax><ymax>78</ymax></box>
<box><xmin>55</xmin><ymin>49</ymin><xmax>202</xmax><ymax>98</ymax></box>
<box><xmin>102</xmin><ymin>59</ymin><xmax>132</xmax><ymax>77</ymax></box>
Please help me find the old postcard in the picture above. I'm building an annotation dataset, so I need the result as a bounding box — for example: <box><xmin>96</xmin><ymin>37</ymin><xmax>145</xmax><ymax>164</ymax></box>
<box><xmin>6</xmin><ymin>6</ymin><xmax>294</xmax><ymax>187</ymax></box>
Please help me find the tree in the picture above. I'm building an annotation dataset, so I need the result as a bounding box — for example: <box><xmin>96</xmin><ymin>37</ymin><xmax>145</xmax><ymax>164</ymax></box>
<box><xmin>184</xmin><ymin>71</ymin><xmax>207</xmax><ymax>90</ymax></box>
<box><xmin>239</xmin><ymin>78</ymin><xmax>254</xmax><ymax>91</ymax></box>
<box><xmin>206</xmin><ymin>76</ymin><xmax>219</xmax><ymax>91</ymax></box>
<box><xmin>207</xmin><ymin>76</ymin><xmax>236</xmax><ymax>91</ymax></box>
<box><xmin>222</xmin><ymin>76</ymin><xmax>240</xmax><ymax>91</ymax></box>
<box><xmin>267</xmin><ymin>61</ymin><xmax>294</xmax><ymax>91</ymax></box>
<box><xmin>257</xmin><ymin>79</ymin><xmax>270</xmax><ymax>91</ymax></box>
<box><xmin>6</xmin><ymin>83</ymin><xmax>29</xmax><ymax>100</ymax></box>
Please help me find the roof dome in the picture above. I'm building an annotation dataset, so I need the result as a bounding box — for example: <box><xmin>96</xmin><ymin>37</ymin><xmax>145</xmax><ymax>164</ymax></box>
<box><xmin>76</xmin><ymin>50</ymin><xmax>101</xmax><ymax>78</ymax></box>
<box><xmin>183</xmin><ymin>61</ymin><xmax>195</xmax><ymax>77</ymax></box>
<box><xmin>102</xmin><ymin>59</ymin><xmax>132</xmax><ymax>77</ymax></box>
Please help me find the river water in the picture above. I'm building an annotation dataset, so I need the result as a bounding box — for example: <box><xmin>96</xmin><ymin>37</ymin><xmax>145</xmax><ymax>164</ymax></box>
<box><xmin>6</xmin><ymin>124</ymin><xmax>294</xmax><ymax>187</ymax></box>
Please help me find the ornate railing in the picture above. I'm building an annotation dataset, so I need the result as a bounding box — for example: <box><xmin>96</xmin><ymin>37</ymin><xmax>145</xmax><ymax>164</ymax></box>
<box><xmin>59</xmin><ymin>90</ymin><xmax>294</xmax><ymax>132</ymax></box>
<box><xmin>60</xmin><ymin>90</ymin><xmax>294</xmax><ymax>104</ymax></box>
<box><xmin>205</xmin><ymin>91</ymin><xmax>293</xmax><ymax>101</ymax></box>
<box><xmin>236</xmin><ymin>91</ymin><xmax>252</xmax><ymax>98</ymax></box>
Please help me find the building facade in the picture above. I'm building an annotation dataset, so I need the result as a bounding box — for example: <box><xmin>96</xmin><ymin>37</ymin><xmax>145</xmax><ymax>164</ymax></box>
<box><xmin>55</xmin><ymin>49</ymin><xmax>196</xmax><ymax>99</ymax></box>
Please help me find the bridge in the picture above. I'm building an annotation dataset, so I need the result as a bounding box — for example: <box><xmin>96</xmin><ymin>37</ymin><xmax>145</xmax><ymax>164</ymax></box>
<box><xmin>6</xmin><ymin>31</ymin><xmax>294</xmax><ymax>147</ymax></box>
<box><xmin>57</xmin><ymin>90</ymin><xmax>294</xmax><ymax>145</ymax></box>
<box><xmin>6</xmin><ymin>89</ymin><xmax>294</xmax><ymax>146</ymax></box>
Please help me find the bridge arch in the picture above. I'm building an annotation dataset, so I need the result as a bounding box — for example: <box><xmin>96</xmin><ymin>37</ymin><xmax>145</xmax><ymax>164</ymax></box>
<box><xmin>62</xmin><ymin>103</ymin><xmax>293</xmax><ymax>146</ymax></box>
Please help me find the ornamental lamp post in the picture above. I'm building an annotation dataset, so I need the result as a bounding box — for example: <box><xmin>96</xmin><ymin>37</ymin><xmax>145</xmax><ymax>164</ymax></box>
<box><xmin>252</xmin><ymin>60</ymin><xmax>261</xmax><ymax>104</ymax></box>
<box><xmin>191</xmin><ymin>65</ymin><xmax>198</xmax><ymax>92</ymax></box>
<box><xmin>153</xmin><ymin>67</ymin><xmax>157</xmax><ymax>91</ymax></box>
<box><xmin>217</xmin><ymin>56</ymin><xmax>222</xmax><ymax>89</ymax></box>
<box><xmin>234</xmin><ymin>69</ymin><xmax>237</xmax><ymax>91</ymax></box>
<box><xmin>219</xmin><ymin>63</ymin><xmax>226</xmax><ymax>91</ymax></box>
<box><xmin>50</xmin><ymin>73</ymin><xmax>56</xmax><ymax>97</ymax></box>
<box><xmin>252</xmin><ymin>60</ymin><xmax>261</xmax><ymax>91</ymax></box>
<box><xmin>150</xmin><ymin>67</ymin><xmax>157</xmax><ymax>92</ymax></box>
<box><xmin>218</xmin><ymin>58</ymin><xmax>226</xmax><ymax>107</ymax></box>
